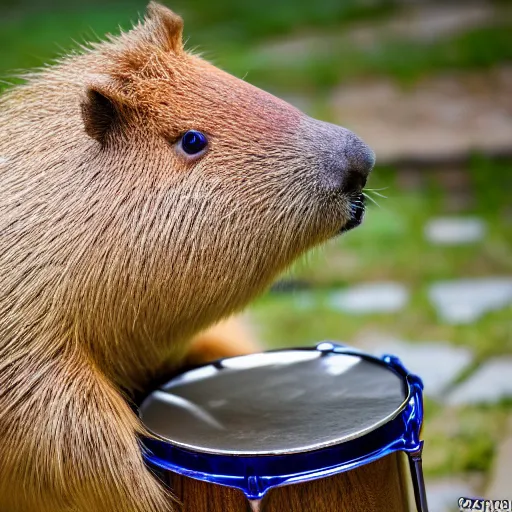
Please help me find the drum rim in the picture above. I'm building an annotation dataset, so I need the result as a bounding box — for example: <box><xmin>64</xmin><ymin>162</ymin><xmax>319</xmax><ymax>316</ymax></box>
<box><xmin>139</xmin><ymin>342</ymin><xmax>414</xmax><ymax>456</ymax></box>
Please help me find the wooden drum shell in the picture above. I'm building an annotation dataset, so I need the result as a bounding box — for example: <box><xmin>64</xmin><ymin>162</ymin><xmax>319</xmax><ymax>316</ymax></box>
<box><xmin>166</xmin><ymin>452</ymin><xmax>411</xmax><ymax>512</ymax></box>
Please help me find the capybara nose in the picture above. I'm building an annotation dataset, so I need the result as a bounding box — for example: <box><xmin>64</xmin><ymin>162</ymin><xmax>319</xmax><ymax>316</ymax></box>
<box><xmin>342</xmin><ymin>132</ymin><xmax>375</xmax><ymax>190</ymax></box>
<box><xmin>306</xmin><ymin>118</ymin><xmax>375</xmax><ymax>193</ymax></box>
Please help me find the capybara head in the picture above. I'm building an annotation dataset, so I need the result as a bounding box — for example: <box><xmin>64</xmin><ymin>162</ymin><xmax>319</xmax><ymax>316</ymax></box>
<box><xmin>0</xmin><ymin>2</ymin><xmax>373</xmax><ymax>389</ymax></box>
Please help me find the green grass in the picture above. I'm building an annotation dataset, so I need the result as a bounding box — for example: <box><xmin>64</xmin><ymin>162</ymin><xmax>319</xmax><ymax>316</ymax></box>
<box><xmin>422</xmin><ymin>402</ymin><xmax>511</xmax><ymax>477</ymax></box>
<box><xmin>0</xmin><ymin>1</ymin><xmax>143</xmax><ymax>81</ymax></box>
<box><xmin>296</xmin><ymin>157</ymin><xmax>512</xmax><ymax>284</ymax></box>
<box><xmin>251</xmin><ymin>292</ymin><xmax>512</xmax><ymax>361</ymax></box>
<box><xmin>1</xmin><ymin>0</ymin><xmax>511</xmax><ymax>93</ymax></box>
<box><xmin>222</xmin><ymin>23</ymin><xmax>512</xmax><ymax>94</ymax></box>
<box><xmin>0</xmin><ymin>0</ymin><xmax>394</xmax><ymax>86</ymax></box>
<box><xmin>179</xmin><ymin>0</ymin><xmax>396</xmax><ymax>45</ymax></box>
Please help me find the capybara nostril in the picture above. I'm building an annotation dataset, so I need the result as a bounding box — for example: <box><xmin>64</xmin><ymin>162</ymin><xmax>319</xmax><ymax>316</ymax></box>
<box><xmin>339</xmin><ymin>132</ymin><xmax>375</xmax><ymax>194</ymax></box>
<box><xmin>344</xmin><ymin>133</ymin><xmax>375</xmax><ymax>180</ymax></box>
<box><xmin>343</xmin><ymin>171</ymin><xmax>368</xmax><ymax>195</ymax></box>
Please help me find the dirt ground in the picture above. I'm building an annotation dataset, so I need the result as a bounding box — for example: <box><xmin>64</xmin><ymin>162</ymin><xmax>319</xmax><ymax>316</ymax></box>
<box><xmin>330</xmin><ymin>66</ymin><xmax>512</xmax><ymax>163</ymax></box>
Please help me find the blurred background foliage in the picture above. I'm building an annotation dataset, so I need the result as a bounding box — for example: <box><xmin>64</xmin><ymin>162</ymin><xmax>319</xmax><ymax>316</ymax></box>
<box><xmin>1</xmin><ymin>0</ymin><xmax>511</xmax><ymax>91</ymax></box>
<box><xmin>1</xmin><ymin>0</ymin><xmax>512</xmax><ymax>496</ymax></box>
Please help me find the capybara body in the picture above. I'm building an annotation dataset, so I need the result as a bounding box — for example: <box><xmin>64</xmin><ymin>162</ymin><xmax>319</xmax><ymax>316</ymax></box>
<box><xmin>0</xmin><ymin>3</ymin><xmax>374</xmax><ymax>511</ymax></box>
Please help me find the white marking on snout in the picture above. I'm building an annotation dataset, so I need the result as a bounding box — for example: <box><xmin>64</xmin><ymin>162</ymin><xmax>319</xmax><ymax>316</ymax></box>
<box><xmin>0</xmin><ymin>156</ymin><xmax>9</xmax><ymax>164</ymax></box>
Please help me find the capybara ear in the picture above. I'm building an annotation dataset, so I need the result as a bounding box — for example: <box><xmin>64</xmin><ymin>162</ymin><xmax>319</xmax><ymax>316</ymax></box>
<box><xmin>143</xmin><ymin>1</ymin><xmax>184</xmax><ymax>54</ymax></box>
<box><xmin>81</xmin><ymin>76</ymin><xmax>129</xmax><ymax>143</ymax></box>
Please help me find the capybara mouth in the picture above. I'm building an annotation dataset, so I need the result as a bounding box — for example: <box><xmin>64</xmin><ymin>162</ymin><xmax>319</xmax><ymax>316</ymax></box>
<box><xmin>341</xmin><ymin>193</ymin><xmax>366</xmax><ymax>233</ymax></box>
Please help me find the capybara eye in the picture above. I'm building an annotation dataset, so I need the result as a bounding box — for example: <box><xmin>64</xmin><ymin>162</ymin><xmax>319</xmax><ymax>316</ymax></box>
<box><xmin>180</xmin><ymin>130</ymin><xmax>208</xmax><ymax>155</ymax></box>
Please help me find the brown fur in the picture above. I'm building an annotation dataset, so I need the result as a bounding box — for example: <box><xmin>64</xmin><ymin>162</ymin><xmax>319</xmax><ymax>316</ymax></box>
<box><xmin>0</xmin><ymin>3</ymin><xmax>372</xmax><ymax>511</ymax></box>
<box><xmin>185</xmin><ymin>316</ymin><xmax>258</xmax><ymax>367</ymax></box>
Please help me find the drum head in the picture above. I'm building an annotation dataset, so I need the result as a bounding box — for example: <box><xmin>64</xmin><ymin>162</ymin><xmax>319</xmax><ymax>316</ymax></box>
<box><xmin>139</xmin><ymin>348</ymin><xmax>408</xmax><ymax>456</ymax></box>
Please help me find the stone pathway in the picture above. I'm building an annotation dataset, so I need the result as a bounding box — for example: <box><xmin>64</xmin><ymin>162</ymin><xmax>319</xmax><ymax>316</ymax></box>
<box><xmin>322</xmin><ymin>274</ymin><xmax>512</xmax><ymax>326</ymax></box>
<box><xmin>330</xmin><ymin>66</ymin><xmax>512</xmax><ymax>164</ymax></box>
<box><xmin>258</xmin><ymin>2</ymin><xmax>498</xmax><ymax>64</ymax></box>
<box><xmin>345</xmin><ymin>213</ymin><xmax>511</xmax><ymax>506</ymax></box>
<box><xmin>424</xmin><ymin>217</ymin><xmax>487</xmax><ymax>245</ymax></box>
<box><xmin>426</xmin><ymin>478</ymin><xmax>477</xmax><ymax>512</ymax></box>
<box><xmin>328</xmin><ymin>282</ymin><xmax>409</xmax><ymax>314</ymax></box>
<box><xmin>358</xmin><ymin>338</ymin><xmax>474</xmax><ymax>399</ymax></box>
<box><xmin>256</xmin><ymin>2</ymin><xmax>512</xmax><ymax>165</ymax></box>
<box><xmin>486</xmin><ymin>416</ymin><xmax>512</xmax><ymax>499</ymax></box>
<box><xmin>448</xmin><ymin>358</ymin><xmax>512</xmax><ymax>406</ymax></box>
<box><xmin>429</xmin><ymin>278</ymin><xmax>512</xmax><ymax>325</ymax></box>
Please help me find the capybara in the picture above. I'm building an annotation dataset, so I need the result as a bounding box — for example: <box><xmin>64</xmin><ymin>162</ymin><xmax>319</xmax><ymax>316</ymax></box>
<box><xmin>0</xmin><ymin>3</ymin><xmax>374</xmax><ymax>511</ymax></box>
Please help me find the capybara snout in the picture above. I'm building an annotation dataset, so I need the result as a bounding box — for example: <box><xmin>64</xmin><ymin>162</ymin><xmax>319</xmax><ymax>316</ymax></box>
<box><xmin>299</xmin><ymin>117</ymin><xmax>375</xmax><ymax>195</ymax></box>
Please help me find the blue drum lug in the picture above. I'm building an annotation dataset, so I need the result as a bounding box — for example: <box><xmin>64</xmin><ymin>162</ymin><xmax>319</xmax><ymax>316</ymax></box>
<box><xmin>245</xmin><ymin>474</ymin><xmax>266</xmax><ymax>500</ymax></box>
<box><xmin>316</xmin><ymin>341</ymin><xmax>345</xmax><ymax>353</ymax></box>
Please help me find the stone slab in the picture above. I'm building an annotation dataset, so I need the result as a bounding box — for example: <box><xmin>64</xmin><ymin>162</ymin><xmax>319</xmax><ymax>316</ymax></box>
<box><xmin>447</xmin><ymin>357</ymin><xmax>512</xmax><ymax>406</ymax></box>
<box><xmin>429</xmin><ymin>278</ymin><xmax>512</xmax><ymax>325</ymax></box>
<box><xmin>427</xmin><ymin>478</ymin><xmax>477</xmax><ymax>512</ymax></box>
<box><xmin>360</xmin><ymin>339</ymin><xmax>474</xmax><ymax>398</ymax></box>
<box><xmin>486</xmin><ymin>416</ymin><xmax>512</xmax><ymax>499</ymax></box>
<box><xmin>330</xmin><ymin>67</ymin><xmax>512</xmax><ymax>164</ymax></box>
<box><xmin>425</xmin><ymin>217</ymin><xmax>486</xmax><ymax>245</ymax></box>
<box><xmin>328</xmin><ymin>282</ymin><xmax>409</xmax><ymax>314</ymax></box>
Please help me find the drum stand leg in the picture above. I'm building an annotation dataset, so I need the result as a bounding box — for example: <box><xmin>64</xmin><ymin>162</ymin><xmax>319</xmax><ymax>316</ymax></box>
<box><xmin>407</xmin><ymin>447</ymin><xmax>429</xmax><ymax>512</ymax></box>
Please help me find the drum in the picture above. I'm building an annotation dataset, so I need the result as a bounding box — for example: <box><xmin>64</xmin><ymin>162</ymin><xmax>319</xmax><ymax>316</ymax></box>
<box><xmin>139</xmin><ymin>342</ymin><xmax>428</xmax><ymax>512</ymax></box>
